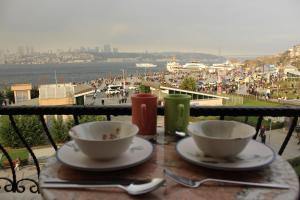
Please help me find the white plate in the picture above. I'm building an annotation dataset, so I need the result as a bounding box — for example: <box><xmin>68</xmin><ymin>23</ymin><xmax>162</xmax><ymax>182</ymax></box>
<box><xmin>57</xmin><ymin>137</ymin><xmax>153</xmax><ymax>171</ymax></box>
<box><xmin>176</xmin><ymin>137</ymin><xmax>276</xmax><ymax>171</ymax></box>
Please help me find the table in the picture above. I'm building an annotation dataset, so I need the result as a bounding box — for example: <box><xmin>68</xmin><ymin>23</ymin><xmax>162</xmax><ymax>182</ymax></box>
<box><xmin>40</xmin><ymin>142</ymin><xmax>299</xmax><ymax>200</ymax></box>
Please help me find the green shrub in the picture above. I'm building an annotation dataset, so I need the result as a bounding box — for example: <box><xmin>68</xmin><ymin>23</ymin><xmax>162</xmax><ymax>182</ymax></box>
<box><xmin>50</xmin><ymin>115</ymin><xmax>106</xmax><ymax>143</ymax></box>
<box><xmin>50</xmin><ymin>118</ymin><xmax>70</xmax><ymax>143</ymax></box>
<box><xmin>180</xmin><ymin>77</ymin><xmax>197</xmax><ymax>91</ymax></box>
<box><xmin>139</xmin><ymin>85</ymin><xmax>151</xmax><ymax>93</ymax></box>
<box><xmin>78</xmin><ymin>115</ymin><xmax>106</xmax><ymax>123</ymax></box>
<box><xmin>0</xmin><ymin>115</ymin><xmax>47</xmax><ymax>148</ymax></box>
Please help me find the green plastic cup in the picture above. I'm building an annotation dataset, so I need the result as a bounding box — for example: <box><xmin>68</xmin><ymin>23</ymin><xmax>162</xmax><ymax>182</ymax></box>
<box><xmin>164</xmin><ymin>94</ymin><xmax>191</xmax><ymax>135</ymax></box>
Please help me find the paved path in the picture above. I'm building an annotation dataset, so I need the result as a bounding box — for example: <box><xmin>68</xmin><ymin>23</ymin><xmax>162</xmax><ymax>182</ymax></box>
<box><xmin>265</xmin><ymin>128</ymin><xmax>300</xmax><ymax>160</ymax></box>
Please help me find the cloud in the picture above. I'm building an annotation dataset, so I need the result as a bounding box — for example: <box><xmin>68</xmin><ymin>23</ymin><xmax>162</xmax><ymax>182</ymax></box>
<box><xmin>0</xmin><ymin>0</ymin><xmax>300</xmax><ymax>55</ymax></box>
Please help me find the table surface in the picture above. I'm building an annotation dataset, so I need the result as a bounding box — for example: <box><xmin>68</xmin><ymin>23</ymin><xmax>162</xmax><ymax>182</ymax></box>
<box><xmin>40</xmin><ymin>140</ymin><xmax>299</xmax><ymax>200</ymax></box>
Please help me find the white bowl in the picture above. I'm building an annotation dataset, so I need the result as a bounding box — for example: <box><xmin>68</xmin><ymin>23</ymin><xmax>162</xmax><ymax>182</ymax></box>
<box><xmin>69</xmin><ymin>121</ymin><xmax>138</xmax><ymax>160</ymax></box>
<box><xmin>188</xmin><ymin>120</ymin><xmax>255</xmax><ymax>158</ymax></box>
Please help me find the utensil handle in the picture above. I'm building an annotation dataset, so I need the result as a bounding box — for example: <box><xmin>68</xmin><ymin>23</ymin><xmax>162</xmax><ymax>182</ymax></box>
<box><xmin>43</xmin><ymin>179</ymin><xmax>150</xmax><ymax>185</ymax></box>
<box><xmin>205</xmin><ymin>178</ymin><xmax>290</xmax><ymax>189</ymax></box>
<box><xmin>40</xmin><ymin>183</ymin><xmax>125</xmax><ymax>190</ymax></box>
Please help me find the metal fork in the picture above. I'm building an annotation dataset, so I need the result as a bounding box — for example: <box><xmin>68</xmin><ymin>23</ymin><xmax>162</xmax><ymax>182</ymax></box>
<box><xmin>163</xmin><ymin>169</ymin><xmax>289</xmax><ymax>189</ymax></box>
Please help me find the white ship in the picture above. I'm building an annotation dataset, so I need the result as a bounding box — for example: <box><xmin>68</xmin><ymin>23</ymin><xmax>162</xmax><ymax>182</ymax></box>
<box><xmin>166</xmin><ymin>60</ymin><xmax>182</xmax><ymax>72</ymax></box>
<box><xmin>166</xmin><ymin>58</ymin><xmax>208</xmax><ymax>73</ymax></box>
<box><xmin>136</xmin><ymin>63</ymin><xmax>157</xmax><ymax>68</ymax></box>
<box><xmin>182</xmin><ymin>62</ymin><xmax>206</xmax><ymax>69</ymax></box>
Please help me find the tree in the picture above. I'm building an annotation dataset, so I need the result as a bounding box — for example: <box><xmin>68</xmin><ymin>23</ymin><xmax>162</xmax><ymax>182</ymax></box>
<box><xmin>50</xmin><ymin>115</ymin><xmax>106</xmax><ymax>143</ymax></box>
<box><xmin>180</xmin><ymin>77</ymin><xmax>197</xmax><ymax>91</ymax></box>
<box><xmin>79</xmin><ymin>115</ymin><xmax>106</xmax><ymax>123</ymax></box>
<box><xmin>4</xmin><ymin>87</ymin><xmax>14</xmax><ymax>104</ymax></box>
<box><xmin>50</xmin><ymin>118</ymin><xmax>70</xmax><ymax>143</ymax></box>
<box><xmin>139</xmin><ymin>85</ymin><xmax>151</xmax><ymax>93</ymax></box>
<box><xmin>0</xmin><ymin>115</ymin><xmax>47</xmax><ymax>148</ymax></box>
<box><xmin>0</xmin><ymin>91</ymin><xmax>5</xmax><ymax>105</ymax></box>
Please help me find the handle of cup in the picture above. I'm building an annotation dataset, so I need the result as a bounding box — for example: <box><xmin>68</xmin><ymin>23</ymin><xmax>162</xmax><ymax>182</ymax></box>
<box><xmin>140</xmin><ymin>104</ymin><xmax>147</xmax><ymax>130</ymax></box>
<box><xmin>176</xmin><ymin>104</ymin><xmax>184</xmax><ymax>130</ymax></box>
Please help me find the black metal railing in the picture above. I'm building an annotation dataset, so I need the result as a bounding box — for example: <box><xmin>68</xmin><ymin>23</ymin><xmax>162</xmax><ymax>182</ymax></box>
<box><xmin>0</xmin><ymin>105</ymin><xmax>300</xmax><ymax>194</ymax></box>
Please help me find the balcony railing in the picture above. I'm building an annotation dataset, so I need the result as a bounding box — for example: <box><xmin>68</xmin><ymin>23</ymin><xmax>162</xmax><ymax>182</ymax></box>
<box><xmin>0</xmin><ymin>105</ymin><xmax>299</xmax><ymax>194</ymax></box>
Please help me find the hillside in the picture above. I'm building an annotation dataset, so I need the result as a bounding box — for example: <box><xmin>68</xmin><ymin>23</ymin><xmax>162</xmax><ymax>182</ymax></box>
<box><xmin>243</xmin><ymin>44</ymin><xmax>300</xmax><ymax>69</ymax></box>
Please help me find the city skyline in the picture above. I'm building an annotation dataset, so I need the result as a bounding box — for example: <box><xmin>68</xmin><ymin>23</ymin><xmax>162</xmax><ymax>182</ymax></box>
<box><xmin>1</xmin><ymin>0</ymin><xmax>300</xmax><ymax>56</ymax></box>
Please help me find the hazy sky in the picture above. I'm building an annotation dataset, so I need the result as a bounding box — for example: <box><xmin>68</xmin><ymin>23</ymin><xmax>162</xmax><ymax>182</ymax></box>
<box><xmin>1</xmin><ymin>0</ymin><xmax>300</xmax><ymax>55</ymax></box>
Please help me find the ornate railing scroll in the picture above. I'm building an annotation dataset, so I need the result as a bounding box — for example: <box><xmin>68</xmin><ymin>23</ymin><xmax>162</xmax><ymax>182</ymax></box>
<box><xmin>0</xmin><ymin>143</ymin><xmax>16</xmax><ymax>192</ymax></box>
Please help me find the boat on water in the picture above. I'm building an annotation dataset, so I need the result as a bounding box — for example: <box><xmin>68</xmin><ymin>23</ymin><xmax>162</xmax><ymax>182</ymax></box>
<box><xmin>182</xmin><ymin>62</ymin><xmax>206</xmax><ymax>69</ymax></box>
<box><xmin>136</xmin><ymin>63</ymin><xmax>157</xmax><ymax>68</ymax></box>
<box><xmin>166</xmin><ymin>60</ymin><xmax>182</xmax><ymax>73</ymax></box>
<box><xmin>166</xmin><ymin>59</ymin><xmax>206</xmax><ymax>72</ymax></box>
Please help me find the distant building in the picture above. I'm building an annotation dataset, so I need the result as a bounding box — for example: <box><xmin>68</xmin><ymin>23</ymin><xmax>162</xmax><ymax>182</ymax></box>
<box><xmin>79</xmin><ymin>47</ymin><xmax>86</xmax><ymax>53</ymax></box>
<box><xmin>74</xmin><ymin>84</ymin><xmax>95</xmax><ymax>105</ymax></box>
<box><xmin>39</xmin><ymin>83</ymin><xmax>75</xmax><ymax>122</ymax></box>
<box><xmin>284</xmin><ymin>64</ymin><xmax>298</xmax><ymax>75</ymax></box>
<box><xmin>283</xmin><ymin>64</ymin><xmax>300</xmax><ymax>79</ymax></box>
<box><xmin>287</xmin><ymin>71</ymin><xmax>300</xmax><ymax>79</ymax></box>
<box><xmin>113</xmin><ymin>48</ymin><xmax>118</xmax><ymax>53</ymax></box>
<box><xmin>39</xmin><ymin>83</ymin><xmax>75</xmax><ymax>106</ymax></box>
<box><xmin>263</xmin><ymin>64</ymin><xmax>278</xmax><ymax>74</ymax></box>
<box><xmin>11</xmin><ymin>84</ymin><xmax>32</xmax><ymax>103</ymax></box>
<box><xmin>103</xmin><ymin>44</ymin><xmax>111</xmax><ymax>53</ymax></box>
<box><xmin>30</xmin><ymin>46</ymin><xmax>34</xmax><ymax>55</ymax></box>
<box><xmin>17</xmin><ymin>46</ymin><xmax>25</xmax><ymax>56</ymax></box>
<box><xmin>38</xmin><ymin>83</ymin><xmax>95</xmax><ymax>106</ymax></box>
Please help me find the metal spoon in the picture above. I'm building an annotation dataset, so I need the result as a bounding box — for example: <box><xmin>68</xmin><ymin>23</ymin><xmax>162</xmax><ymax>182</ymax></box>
<box><xmin>40</xmin><ymin>178</ymin><xmax>165</xmax><ymax>195</ymax></box>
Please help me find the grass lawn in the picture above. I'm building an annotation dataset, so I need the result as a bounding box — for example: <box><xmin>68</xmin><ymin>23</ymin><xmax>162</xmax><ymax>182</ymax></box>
<box><xmin>236</xmin><ymin>98</ymin><xmax>284</xmax><ymax>127</ymax></box>
<box><xmin>242</xmin><ymin>98</ymin><xmax>282</xmax><ymax>107</ymax></box>
<box><xmin>0</xmin><ymin>148</ymin><xmax>29</xmax><ymax>167</ymax></box>
<box><xmin>189</xmin><ymin>97</ymin><xmax>284</xmax><ymax>129</ymax></box>
<box><xmin>189</xmin><ymin>116</ymin><xmax>218</xmax><ymax>122</ymax></box>
<box><xmin>224</xmin><ymin>116</ymin><xmax>283</xmax><ymax>129</ymax></box>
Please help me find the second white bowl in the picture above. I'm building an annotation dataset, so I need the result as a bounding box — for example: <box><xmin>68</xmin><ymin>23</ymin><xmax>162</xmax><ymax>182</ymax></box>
<box><xmin>188</xmin><ymin>120</ymin><xmax>256</xmax><ymax>158</ymax></box>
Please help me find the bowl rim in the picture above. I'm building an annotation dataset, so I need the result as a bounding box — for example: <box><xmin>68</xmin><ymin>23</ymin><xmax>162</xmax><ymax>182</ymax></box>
<box><xmin>69</xmin><ymin>121</ymin><xmax>139</xmax><ymax>142</ymax></box>
<box><xmin>188</xmin><ymin>120</ymin><xmax>256</xmax><ymax>140</ymax></box>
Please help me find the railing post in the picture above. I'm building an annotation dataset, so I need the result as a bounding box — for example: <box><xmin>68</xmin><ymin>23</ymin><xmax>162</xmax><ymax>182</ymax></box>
<box><xmin>39</xmin><ymin>115</ymin><xmax>57</xmax><ymax>151</ymax></box>
<box><xmin>73</xmin><ymin>115</ymin><xmax>79</xmax><ymax>125</ymax></box>
<box><xmin>279</xmin><ymin>117</ymin><xmax>298</xmax><ymax>155</ymax></box>
<box><xmin>253</xmin><ymin>116</ymin><xmax>263</xmax><ymax>140</ymax></box>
